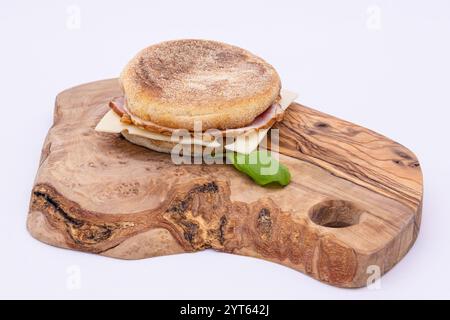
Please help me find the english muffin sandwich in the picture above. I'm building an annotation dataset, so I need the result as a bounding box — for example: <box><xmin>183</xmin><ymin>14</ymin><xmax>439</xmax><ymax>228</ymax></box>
<box><xmin>95</xmin><ymin>39</ymin><xmax>297</xmax><ymax>155</ymax></box>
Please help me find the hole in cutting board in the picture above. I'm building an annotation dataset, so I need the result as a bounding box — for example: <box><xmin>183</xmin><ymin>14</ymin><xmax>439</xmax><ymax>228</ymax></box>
<box><xmin>309</xmin><ymin>200</ymin><xmax>362</xmax><ymax>228</ymax></box>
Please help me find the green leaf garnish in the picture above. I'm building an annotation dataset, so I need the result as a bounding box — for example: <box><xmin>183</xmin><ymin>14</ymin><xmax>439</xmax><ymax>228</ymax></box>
<box><xmin>226</xmin><ymin>150</ymin><xmax>291</xmax><ymax>187</ymax></box>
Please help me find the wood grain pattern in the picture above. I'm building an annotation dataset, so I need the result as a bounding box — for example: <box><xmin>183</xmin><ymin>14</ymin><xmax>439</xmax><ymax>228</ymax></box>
<box><xmin>27</xmin><ymin>79</ymin><xmax>423</xmax><ymax>288</ymax></box>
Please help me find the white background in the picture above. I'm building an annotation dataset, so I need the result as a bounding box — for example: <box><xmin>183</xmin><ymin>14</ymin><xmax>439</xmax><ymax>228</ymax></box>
<box><xmin>1</xmin><ymin>0</ymin><xmax>449</xmax><ymax>299</ymax></box>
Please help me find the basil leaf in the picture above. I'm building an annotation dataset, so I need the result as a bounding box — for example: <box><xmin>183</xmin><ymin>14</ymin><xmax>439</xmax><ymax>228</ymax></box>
<box><xmin>226</xmin><ymin>150</ymin><xmax>291</xmax><ymax>187</ymax></box>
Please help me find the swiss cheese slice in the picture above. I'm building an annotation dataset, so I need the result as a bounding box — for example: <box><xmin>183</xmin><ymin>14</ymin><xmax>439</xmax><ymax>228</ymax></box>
<box><xmin>95</xmin><ymin>109</ymin><xmax>221</xmax><ymax>147</ymax></box>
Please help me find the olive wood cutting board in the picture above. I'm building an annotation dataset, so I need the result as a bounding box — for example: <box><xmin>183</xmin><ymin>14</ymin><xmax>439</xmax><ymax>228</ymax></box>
<box><xmin>27</xmin><ymin>79</ymin><xmax>423</xmax><ymax>288</ymax></box>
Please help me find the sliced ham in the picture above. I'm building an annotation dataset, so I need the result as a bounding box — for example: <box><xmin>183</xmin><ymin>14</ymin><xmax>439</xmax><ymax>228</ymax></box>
<box><xmin>109</xmin><ymin>96</ymin><xmax>284</xmax><ymax>138</ymax></box>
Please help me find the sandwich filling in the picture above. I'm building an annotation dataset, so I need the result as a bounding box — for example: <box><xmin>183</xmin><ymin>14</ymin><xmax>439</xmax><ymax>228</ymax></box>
<box><xmin>110</xmin><ymin>96</ymin><xmax>285</xmax><ymax>138</ymax></box>
<box><xmin>95</xmin><ymin>89</ymin><xmax>297</xmax><ymax>154</ymax></box>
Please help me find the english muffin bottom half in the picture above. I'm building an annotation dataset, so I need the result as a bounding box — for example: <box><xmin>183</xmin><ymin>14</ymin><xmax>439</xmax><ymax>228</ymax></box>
<box><xmin>121</xmin><ymin>131</ymin><xmax>222</xmax><ymax>157</ymax></box>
